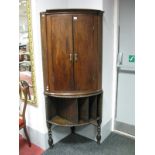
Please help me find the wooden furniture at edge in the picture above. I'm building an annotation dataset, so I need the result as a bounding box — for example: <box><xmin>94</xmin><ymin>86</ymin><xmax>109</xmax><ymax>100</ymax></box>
<box><xmin>40</xmin><ymin>9</ymin><xmax>103</xmax><ymax>148</ymax></box>
<box><xmin>19</xmin><ymin>80</ymin><xmax>31</xmax><ymax>147</ymax></box>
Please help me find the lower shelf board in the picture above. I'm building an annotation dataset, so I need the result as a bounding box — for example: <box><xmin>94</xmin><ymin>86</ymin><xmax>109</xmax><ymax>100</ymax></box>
<box><xmin>47</xmin><ymin>115</ymin><xmax>99</xmax><ymax>127</ymax></box>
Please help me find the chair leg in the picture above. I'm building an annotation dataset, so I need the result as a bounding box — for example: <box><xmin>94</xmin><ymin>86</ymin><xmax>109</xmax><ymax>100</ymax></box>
<box><xmin>23</xmin><ymin>126</ymin><xmax>31</xmax><ymax>147</ymax></box>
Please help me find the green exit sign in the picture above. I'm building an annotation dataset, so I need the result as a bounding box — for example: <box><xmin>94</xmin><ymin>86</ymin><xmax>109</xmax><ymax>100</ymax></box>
<box><xmin>129</xmin><ymin>55</ymin><xmax>135</xmax><ymax>63</ymax></box>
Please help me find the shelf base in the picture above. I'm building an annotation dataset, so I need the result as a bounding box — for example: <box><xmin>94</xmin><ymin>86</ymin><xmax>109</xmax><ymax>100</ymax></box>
<box><xmin>47</xmin><ymin>115</ymin><xmax>100</xmax><ymax>127</ymax></box>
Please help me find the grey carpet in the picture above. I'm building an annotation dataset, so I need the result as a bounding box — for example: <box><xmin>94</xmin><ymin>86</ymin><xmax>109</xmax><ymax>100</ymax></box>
<box><xmin>42</xmin><ymin>133</ymin><xmax>135</xmax><ymax>155</ymax></box>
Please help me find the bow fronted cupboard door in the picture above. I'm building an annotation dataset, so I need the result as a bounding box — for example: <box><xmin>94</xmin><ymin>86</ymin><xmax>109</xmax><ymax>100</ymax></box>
<box><xmin>73</xmin><ymin>15</ymin><xmax>100</xmax><ymax>91</ymax></box>
<box><xmin>40</xmin><ymin>9</ymin><xmax>103</xmax><ymax>147</ymax></box>
<box><xmin>46</xmin><ymin>15</ymin><xmax>74</xmax><ymax>91</ymax></box>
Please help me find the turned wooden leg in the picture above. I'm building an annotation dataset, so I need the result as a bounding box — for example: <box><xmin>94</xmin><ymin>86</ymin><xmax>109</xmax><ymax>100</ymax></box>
<box><xmin>47</xmin><ymin>123</ymin><xmax>53</xmax><ymax>148</ymax></box>
<box><xmin>96</xmin><ymin>119</ymin><xmax>102</xmax><ymax>144</ymax></box>
<box><xmin>23</xmin><ymin>126</ymin><xmax>31</xmax><ymax>147</ymax></box>
<box><xmin>71</xmin><ymin>126</ymin><xmax>75</xmax><ymax>134</ymax></box>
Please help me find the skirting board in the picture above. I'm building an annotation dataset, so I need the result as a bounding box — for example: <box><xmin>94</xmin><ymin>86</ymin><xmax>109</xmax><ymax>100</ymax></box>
<box><xmin>75</xmin><ymin>119</ymin><xmax>112</xmax><ymax>143</ymax></box>
<box><xmin>113</xmin><ymin>130</ymin><xmax>135</xmax><ymax>139</ymax></box>
<box><xmin>20</xmin><ymin>120</ymin><xmax>112</xmax><ymax>149</ymax></box>
<box><xmin>114</xmin><ymin>120</ymin><xmax>135</xmax><ymax>136</ymax></box>
<box><xmin>20</xmin><ymin>126</ymin><xmax>70</xmax><ymax>150</ymax></box>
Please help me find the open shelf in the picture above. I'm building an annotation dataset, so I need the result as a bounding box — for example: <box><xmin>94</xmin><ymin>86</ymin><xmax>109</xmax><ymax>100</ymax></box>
<box><xmin>45</xmin><ymin>93</ymin><xmax>102</xmax><ymax>127</ymax></box>
<box><xmin>47</xmin><ymin>115</ymin><xmax>100</xmax><ymax>127</ymax></box>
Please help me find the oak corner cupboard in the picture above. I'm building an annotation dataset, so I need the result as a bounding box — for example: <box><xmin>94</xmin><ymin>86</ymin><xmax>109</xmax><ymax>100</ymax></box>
<box><xmin>40</xmin><ymin>9</ymin><xmax>104</xmax><ymax>148</ymax></box>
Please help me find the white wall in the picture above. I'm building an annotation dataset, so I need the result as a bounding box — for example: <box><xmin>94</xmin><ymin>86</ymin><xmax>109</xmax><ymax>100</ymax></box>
<box><xmin>116</xmin><ymin>73</ymin><xmax>135</xmax><ymax>125</ymax></box>
<box><xmin>67</xmin><ymin>0</ymin><xmax>103</xmax><ymax>10</ymax></box>
<box><xmin>119</xmin><ymin>0</ymin><xmax>135</xmax><ymax>65</ymax></box>
<box><xmin>102</xmin><ymin>0</ymin><xmax>114</xmax><ymax>126</ymax></box>
<box><xmin>116</xmin><ymin>0</ymin><xmax>135</xmax><ymax>125</ymax></box>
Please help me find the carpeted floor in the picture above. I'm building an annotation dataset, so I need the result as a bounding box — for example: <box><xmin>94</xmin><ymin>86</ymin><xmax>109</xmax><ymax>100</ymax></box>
<box><xmin>19</xmin><ymin>134</ymin><xmax>44</xmax><ymax>155</ymax></box>
<box><xmin>42</xmin><ymin>132</ymin><xmax>135</xmax><ymax>155</ymax></box>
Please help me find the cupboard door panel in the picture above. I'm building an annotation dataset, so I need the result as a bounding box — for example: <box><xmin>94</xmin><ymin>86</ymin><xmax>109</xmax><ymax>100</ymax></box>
<box><xmin>40</xmin><ymin>14</ymin><xmax>49</xmax><ymax>91</ymax></box>
<box><xmin>73</xmin><ymin>15</ymin><xmax>98</xmax><ymax>91</ymax></box>
<box><xmin>47</xmin><ymin>15</ymin><xmax>74</xmax><ymax>91</ymax></box>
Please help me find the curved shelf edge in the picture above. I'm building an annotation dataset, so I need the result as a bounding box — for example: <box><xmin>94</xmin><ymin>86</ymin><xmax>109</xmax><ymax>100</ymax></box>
<box><xmin>44</xmin><ymin>89</ymin><xmax>103</xmax><ymax>98</ymax></box>
<box><xmin>47</xmin><ymin>116</ymin><xmax>100</xmax><ymax>127</ymax></box>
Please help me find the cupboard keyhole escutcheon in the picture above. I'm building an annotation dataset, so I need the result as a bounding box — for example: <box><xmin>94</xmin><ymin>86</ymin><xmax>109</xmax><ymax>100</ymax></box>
<box><xmin>69</xmin><ymin>53</ymin><xmax>73</xmax><ymax>62</ymax></box>
<box><xmin>74</xmin><ymin>53</ymin><xmax>78</xmax><ymax>62</ymax></box>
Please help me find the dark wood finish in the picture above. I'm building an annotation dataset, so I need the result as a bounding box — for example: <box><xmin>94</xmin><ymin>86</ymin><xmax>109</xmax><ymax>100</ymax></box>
<box><xmin>47</xmin><ymin>15</ymin><xmax>74</xmax><ymax>91</ymax></box>
<box><xmin>47</xmin><ymin>123</ymin><xmax>53</xmax><ymax>148</ymax></box>
<box><xmin>47</xmin><ymin>115</ymin><xmax>100</xmax><ymax>127</ymax></box>
<box><xmin>40</xmin><ymin>9</ymin><xmax>103</xmax><ymax>147</ymax></box>
<box><xmin>73</xmin><ymin>15</ymin><xmax>98</xmax><ymax>90</ymax></box>
<box><xmin>78</xmin><ymin>98</ymin><xmax>89</xmax><ymax>121</ymax></box>
<box><xmin>97</xmin><ymin>15</ymin><xmax>103</xmax><ymax>89</ymax></box>
<box><xmin>45</xmin><ymin>96</ymin><xmax>57</xmax><ymax>120</ymax></box>
<box><xmin>41</xmin><ymin>10</ymin><xmax>103</xmax><ymax>94</ymax></box>
<box><xmin>40</xmin><ymin>13</ymin><xmax>49</xmax><ymax>91</ymax></box>
<box><xmin>44</xmin><ymin>89</ymin><xmax>102</xmax><ymax>98</ymax></box>
<box><xmin>89</xmin><ymin>96</ymin><xmax>97</xmax><ymax>119</ymax></box>
<box><xmin>44</xmin><ymin>9</ymin><xmax>104</xmax><ymax>15</ymax></box>
<box><xmin>50</xmin><ymin>115</ymin><xmax>74</xmax><ymax>126</ymax></box>
<box><xmin>96</xmin><ymin>119</ymin><xmax>102</xmax><ymax>144</ymax></box>
<box><xmin>45</xmin><ymin>94</ymin><xmax>102</xmax><ymax>126</ymax></box>
<box><xmin>71</xmin><ymin>126</ymin><xmax>75</xmax><ymax>134</ymax></box>
<box><xmin>57</xmin><ymin>99</ymin><xmax>78</xmax><ymax>123</ymax></box>
<box><xmin>96</xmin><ymin>93</ymin><xmax>102</xmax><ymax>144</ymax></box>
<box><xmin>97</xmin><ymin>93</ymin><xmax>103</xmax><ymax>118</ymax></box>
<box><xmin>19</xmin><ymin>80</ymin><xmax>31</xmax><ymax>147</ymax></box>
<box><xmin>23</xmin><ymin>126</ymin><xmax>31</xmax><ymax>147</ymax></box>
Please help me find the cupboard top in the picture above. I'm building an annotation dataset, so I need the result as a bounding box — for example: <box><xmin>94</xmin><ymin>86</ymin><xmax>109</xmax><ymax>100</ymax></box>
<box><xmin>40</xmin><ymin>9</ymin><xmax>104</xmax><ymax>16</ymax></box>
